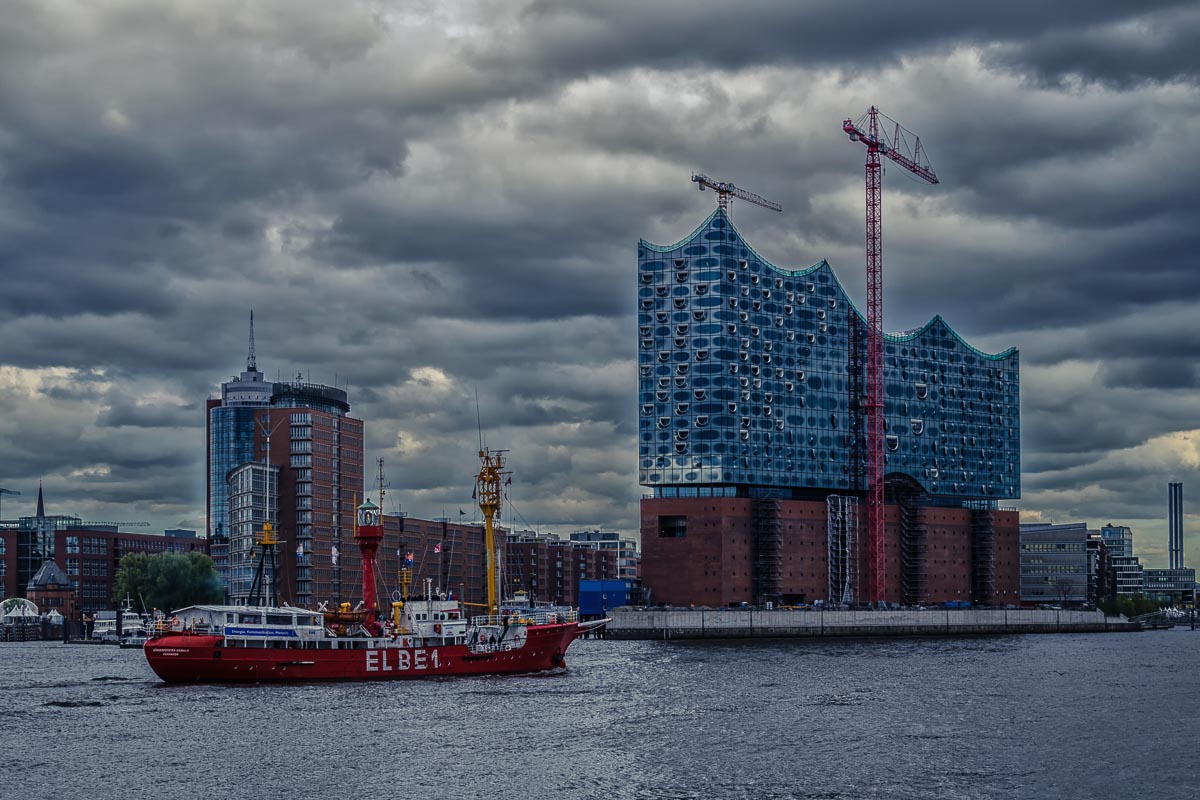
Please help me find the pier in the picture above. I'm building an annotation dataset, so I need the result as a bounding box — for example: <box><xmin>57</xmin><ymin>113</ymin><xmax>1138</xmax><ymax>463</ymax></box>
<box><xmin>606</xmin><ymin>607</ymin><xmax>1140</xmax><ymax>640</ymax></box>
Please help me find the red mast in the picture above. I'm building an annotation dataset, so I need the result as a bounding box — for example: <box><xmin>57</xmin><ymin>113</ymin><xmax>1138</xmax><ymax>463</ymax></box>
<box><xmin>842</xmin><ymin>107</ymin><xmax>939</xmax><ymax>604</ymax></box>
<box><xmin>355</xmin><ymin>499</ymin><xmax>383</xmax><ymax>635</ymax></box>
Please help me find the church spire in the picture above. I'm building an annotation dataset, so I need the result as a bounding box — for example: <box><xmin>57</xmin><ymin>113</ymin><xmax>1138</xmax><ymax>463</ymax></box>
<box><xmin>247</xmin><ymin>310</ymin><xmax>257</xmax><ymax>372</ymax></box>
<box><xmin>36</xmin><ymin>481</ymin><xmax>44</xmax><ymax>518</ymax></box>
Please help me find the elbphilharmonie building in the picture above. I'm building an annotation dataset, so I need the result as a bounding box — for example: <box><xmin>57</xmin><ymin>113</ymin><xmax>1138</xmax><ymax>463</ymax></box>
<box><xmin>637</xmin><ymin>210</ymin><xmax>1021</xmax><ymax>607</ymax></box>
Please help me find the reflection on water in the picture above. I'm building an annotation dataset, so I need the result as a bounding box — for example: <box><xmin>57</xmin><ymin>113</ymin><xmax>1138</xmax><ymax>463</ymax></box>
<box><xmin>3</xmin><ymin>631</ymin><xmax>1198</xmax><ymax>799</ymax></box>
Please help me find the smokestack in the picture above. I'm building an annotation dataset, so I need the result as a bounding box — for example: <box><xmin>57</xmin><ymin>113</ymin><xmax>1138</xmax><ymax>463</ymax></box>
<box><xmin>1168</xmin><ymin>482</ymin><xmax>1183</xmax><ymax>569</ymax></box>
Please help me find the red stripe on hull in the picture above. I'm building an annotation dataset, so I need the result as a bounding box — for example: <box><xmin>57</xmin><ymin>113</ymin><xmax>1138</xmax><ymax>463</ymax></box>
<box><xmin>144</xmin><ymin>623</ymin><xmax>586</xmax><ymax>684</ymax></box>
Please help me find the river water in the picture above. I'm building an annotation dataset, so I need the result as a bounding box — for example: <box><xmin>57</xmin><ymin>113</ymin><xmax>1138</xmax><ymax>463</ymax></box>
<box><xmin>2</xmin><ymin>630</ymin><xmax>1197</xmax><ymax>799</ymax></box>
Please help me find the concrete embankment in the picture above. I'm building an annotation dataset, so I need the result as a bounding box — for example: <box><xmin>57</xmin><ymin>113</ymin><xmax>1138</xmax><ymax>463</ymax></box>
<box><xmin>606</xmin><ymin>608</ymin><xmax>1139</xmax><ymax>640</ymax></box>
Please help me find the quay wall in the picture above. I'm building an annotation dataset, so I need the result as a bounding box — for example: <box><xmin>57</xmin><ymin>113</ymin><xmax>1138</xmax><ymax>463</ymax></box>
<box><xmin>606</xmin><ymin>608</ymin><xmax>1138</xmax><ymax>640</ymax></box>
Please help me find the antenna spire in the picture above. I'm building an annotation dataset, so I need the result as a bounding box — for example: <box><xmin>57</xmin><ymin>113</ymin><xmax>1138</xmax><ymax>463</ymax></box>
<box><xmin>247</xmin><ymin>310</ymin><xmax>257</xmax><ymax>372</ymax></box>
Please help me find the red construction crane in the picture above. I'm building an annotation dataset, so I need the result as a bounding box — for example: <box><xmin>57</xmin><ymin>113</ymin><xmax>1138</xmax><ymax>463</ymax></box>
<box><xmin>691</xmin><ymin>173</ymin><xmax>783</xmax><ymax>215</ymax></box>
<box><xmin>842</xmin><ymin>106</ymin><xmax>939</xmax><ymax>605</ymax></box>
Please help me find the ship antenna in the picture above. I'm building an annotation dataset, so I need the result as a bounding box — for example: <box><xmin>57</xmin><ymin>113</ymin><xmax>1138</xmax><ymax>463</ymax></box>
<box><xmin>475</xmin><ymin>385</ymin><xmax>484</xmax><ymax>451</ymax></box>
<box><xmin>377</xmin><ymin>457</ymin><xmax>385</xmax><ymax>509</ymax></box>
<box><xmin>247</xmin><ymin>310</ymin><xmax>257</xmax><ymax>372</ymax></box>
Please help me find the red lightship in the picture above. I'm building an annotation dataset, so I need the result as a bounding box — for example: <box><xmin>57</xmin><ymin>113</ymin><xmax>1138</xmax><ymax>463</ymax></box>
<box><xmin>145</xmin><ymin>449</ymin><xmax>607</xmax><ymax>683</ymax></box>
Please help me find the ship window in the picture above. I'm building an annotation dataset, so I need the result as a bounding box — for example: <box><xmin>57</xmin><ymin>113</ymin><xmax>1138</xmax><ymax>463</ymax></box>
<box><xmin>239</xmin><ymin>614</ymin><xmax>263</xmax><ymax>625</ymax></box>
<box><xmin>267</xmin><ymin>614</ymin><xmax>292</xmax><ymax>626</ymax></box>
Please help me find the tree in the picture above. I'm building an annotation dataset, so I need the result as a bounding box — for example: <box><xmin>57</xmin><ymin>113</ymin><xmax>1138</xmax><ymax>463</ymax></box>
<box><xmin>113</xmin><ymin>551</ymin><xmax>224</xmax><ymax>613</ymax></box>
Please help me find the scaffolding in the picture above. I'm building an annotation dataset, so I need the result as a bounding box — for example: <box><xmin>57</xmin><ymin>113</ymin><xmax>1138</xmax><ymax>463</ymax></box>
<box><xmin>970</xmin><ymin>505</ymin><xmax>997</xmax><ymax>604</ymax></box>
<box><xmin>752</xmin><ymin>496</ymin><xmax>782</xmax><ymax>605</ymax></box>
<box><xmin>826</xmin><ymin>495</ymin><xmax>858</xmax><ymax>605</ymax></box>
<box><xmin>898</xmin><ymin>497</ymin><xmax>926</xmax><ymax>606</ymax></box>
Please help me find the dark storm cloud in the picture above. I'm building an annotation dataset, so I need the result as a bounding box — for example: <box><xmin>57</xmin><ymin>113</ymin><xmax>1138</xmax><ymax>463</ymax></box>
<box><xmin>0</xmin><ymin>1</ymin><xmax>1197</xmax><ymax>555</ymax></box>
<box><xmin>987</xmin><ymin>4</ymin><xmax>1200</xmax><ymax>88</ymax></box>
<box><xmin>480</xmin><ymin>0</ymin><xmax>1189</xmax><ymax>78</ymax></box>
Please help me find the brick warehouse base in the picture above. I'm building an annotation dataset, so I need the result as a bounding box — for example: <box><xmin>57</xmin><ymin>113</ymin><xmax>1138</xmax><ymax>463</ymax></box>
<box><xmin>640</xmin><ymin>496</ymin><xmax>1019</xmax><ymax>607</ymax></box>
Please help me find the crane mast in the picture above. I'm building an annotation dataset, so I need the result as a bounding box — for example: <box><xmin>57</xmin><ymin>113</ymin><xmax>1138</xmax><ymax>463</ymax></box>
<box><xmin>691</xmin><ymin>174</ymin><xmax>782</xmax><ymax>215</ymax></box>
<box><xmin>842</xmin><ymin>106</ymin><xmax>939</xmax><ymax>605</ymax></box>
<box><xmin>475</xmin><ymin>447</ymin><xmax>509</xmax><ymax>615</ymax></box>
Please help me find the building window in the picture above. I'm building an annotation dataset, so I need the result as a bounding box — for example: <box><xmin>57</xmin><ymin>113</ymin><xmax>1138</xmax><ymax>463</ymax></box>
<box><xmin>658</xmin><ymin>516</ymin><xmax>687</xmax><ymax>538</ymax></box>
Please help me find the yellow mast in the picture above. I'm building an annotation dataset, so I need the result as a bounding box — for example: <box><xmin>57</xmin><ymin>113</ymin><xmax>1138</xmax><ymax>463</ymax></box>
<box><xmin>475</xmin><ymin>447</ymin><xmax>508</xmax><ymax>615</ymax></box>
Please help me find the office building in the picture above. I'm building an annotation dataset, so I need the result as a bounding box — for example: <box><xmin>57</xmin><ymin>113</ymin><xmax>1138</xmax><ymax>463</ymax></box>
<box><xmin>638</xmin><ymin>210</ymin><xmax>1021</xmax><ymax>606</ymax></box>
<box><xmin>1100</xmin><ymin>524</ymin><xmax>1144</xmax><ymax>596</ymax></box>
<box><xmin>570</xmin><ymin>530</ymin><xmax>641</xmax><ymax>579</ymax></box>
<box><xmin>1019</xmin><ymin>523</ymin><xmax>1091</xmax><ymax>605</ymax></box>
<box><xmin>205</xmin><ymin>315</ymin><xmax>364</xmax><ymax>606</ymax></box>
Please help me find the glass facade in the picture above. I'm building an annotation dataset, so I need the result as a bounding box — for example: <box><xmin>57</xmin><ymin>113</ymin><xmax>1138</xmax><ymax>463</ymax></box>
<box><xmin>207</xmin><ymin>405</ymin><xmax>258</xmax><ymax>542</ymax></box>
<box><xmin>638</xmin><ymin>209</ymin><xmax>1020</xmax><ymax>500</ymax></box>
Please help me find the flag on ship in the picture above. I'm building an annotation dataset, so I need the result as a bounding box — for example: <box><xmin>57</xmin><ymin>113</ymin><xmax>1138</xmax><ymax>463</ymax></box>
<box><xmin>505</xmin><ymin>476</ymin><xmax>512</xmax><ymax>485</ymax></box>
<box><xmin>434</xmin><ymin>542</ymin><xmax>442</xmax><ymax>554</ymax></box>
<box><xmin>405</xmin><ymin>552</ymin><xmax>414</xmax><ymax>565</ymax></box>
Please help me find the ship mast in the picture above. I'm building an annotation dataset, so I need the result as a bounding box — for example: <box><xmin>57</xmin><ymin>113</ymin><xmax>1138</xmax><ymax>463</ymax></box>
<box><xmin>475</xmin><ymin>448</ymin><xmax>509</xmax><ymax>615</ymax></box>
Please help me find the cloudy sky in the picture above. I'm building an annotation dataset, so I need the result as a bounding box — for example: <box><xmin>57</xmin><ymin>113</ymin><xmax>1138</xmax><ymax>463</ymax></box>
<box><xmin>1</xmin><ymin>1</ymin><xmax>1198</xmax><ymax>566</ymax></box>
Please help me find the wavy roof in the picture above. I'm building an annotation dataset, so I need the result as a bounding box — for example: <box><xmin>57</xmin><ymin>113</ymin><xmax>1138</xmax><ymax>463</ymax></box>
<box><xmin>641</xmin><ymin>209</ymin><xmax>1016</xmax><ymax>361</ymax></box>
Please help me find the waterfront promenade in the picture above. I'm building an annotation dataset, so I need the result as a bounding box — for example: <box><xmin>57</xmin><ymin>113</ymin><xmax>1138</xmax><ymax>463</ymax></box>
<box><xmin>607</xmin><ymin>607</ymin><xmax>1139</xmax><ymax>639</ymax></box>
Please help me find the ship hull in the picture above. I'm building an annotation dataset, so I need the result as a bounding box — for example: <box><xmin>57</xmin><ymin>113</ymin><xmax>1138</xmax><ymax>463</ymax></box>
<box><xmin>144</xmin><ymin>622</ymin><xmax>587</xmax><ymax>684</ymax></box>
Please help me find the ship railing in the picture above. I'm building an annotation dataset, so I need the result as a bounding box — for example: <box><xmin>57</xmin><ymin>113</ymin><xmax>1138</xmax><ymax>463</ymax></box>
<box><xmin>470</xmin><ymin>610</ymin><xmax>578</xmax><ymax>627</ymax></box>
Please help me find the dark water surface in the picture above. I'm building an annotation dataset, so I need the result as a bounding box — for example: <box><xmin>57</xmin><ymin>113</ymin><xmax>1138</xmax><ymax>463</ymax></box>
<box><xmin>2</xmin><ymin>631</ymin><xmax>1197</xmax><ymax>799</ymax></box>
